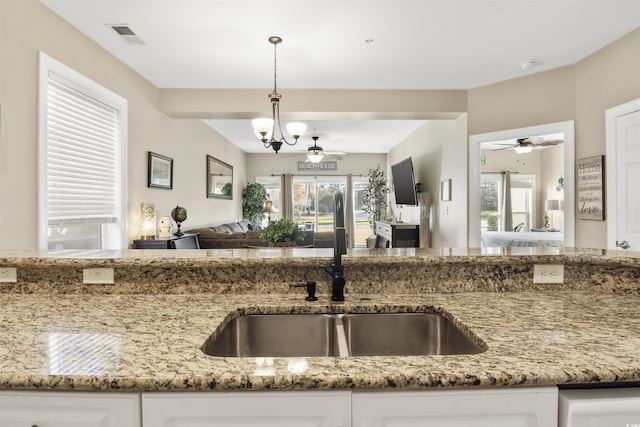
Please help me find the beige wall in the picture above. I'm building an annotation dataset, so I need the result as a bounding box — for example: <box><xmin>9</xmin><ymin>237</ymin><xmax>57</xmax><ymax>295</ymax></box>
<box><xmin>0</xmin><ymin>0</ymin><xmax>245</xmax><ymax>249</ymax></box>
<box><xmin>574</xmin><ymin>29</ymin><xmax>640</xmax><ymax>248</ymax></box>
<box><xmin>388</xmin><ymin>114</ymin><xmax>468</xmax><ymax>248</ymax></box>
<box><xmin>467</xmin><ymin>28</ymin><xmax>640</xmax><ymax>248</ymax></box>
<box><xmin>1</xmin><ymin>0</ymin><xmax>637</xmax><ymax>251</ymax></box>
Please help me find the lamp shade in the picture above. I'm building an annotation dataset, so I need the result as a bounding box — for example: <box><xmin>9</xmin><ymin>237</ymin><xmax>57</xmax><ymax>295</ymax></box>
<box><xmin>515</xmin><ymin>145</ymin><xmax>533</xmax><ymax>154</ymax></box>
<box><xmin>545</xmin><ymin>199</ymin><xmax>560</xmax><ymax>211</ymax></box>
<box><xmin>252</xmin><ymin>118</ymin><xmax>274</xmax><ymax>135</ymax></box>
<box><xmin>307</xmin><ymin>152</ymin><xmax>324</xmax><ymax>163</ymax></box>
<box><xmin>286</xmin><ymin>122</ymin><xmax>307</xmax><ymax>139</ymax></box>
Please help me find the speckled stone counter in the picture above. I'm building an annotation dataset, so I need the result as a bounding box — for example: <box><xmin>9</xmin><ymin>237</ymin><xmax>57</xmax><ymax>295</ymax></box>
<box><xmin>1</xmin><ymin>247</ymin><xmax>639</xmax><ymax>294</ymax></box>
<box><xmin>1</xmin><ymin>291</ymin><xmax>640</xmax><ymax>391</ymax></box>
<box><xmin>1</xmin><ymin>248</ymin><xmax>639</xmax><ymax>392</ymax></box>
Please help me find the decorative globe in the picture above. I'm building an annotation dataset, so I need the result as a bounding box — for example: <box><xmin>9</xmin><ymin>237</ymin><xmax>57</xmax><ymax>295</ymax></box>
<box><xmin>171</xmin><ymin>206</ymin><xmax>187</xmax><ymax>236</ymax></box>
<box><xmin>171</xmin><ymin>206</ymin><xmax>187</xmax><ymax>223</ymax></box>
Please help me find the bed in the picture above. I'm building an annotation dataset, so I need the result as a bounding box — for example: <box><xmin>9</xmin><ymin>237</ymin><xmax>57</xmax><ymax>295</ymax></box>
<box><xmin>481</xmin><ymin>231</ymin><xmax>564</xmax><ymax>248</ymax></box>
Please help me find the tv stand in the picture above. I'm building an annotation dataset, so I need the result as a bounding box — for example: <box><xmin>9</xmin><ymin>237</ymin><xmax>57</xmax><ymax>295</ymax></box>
<box><xmin>375</xmin><ymin>221</ymin><xmax>419</xmax><ymax>248</ymax></box>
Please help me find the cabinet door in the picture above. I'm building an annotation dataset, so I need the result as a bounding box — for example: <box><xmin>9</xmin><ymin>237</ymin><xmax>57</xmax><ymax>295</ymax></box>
<box><xmin>559</xmin><ymin>388</ymin><xmax>640</xmax><ymax>427</ymax></box>
<box><xmin>0</xmin><ymin>391</ymin><xmax>140</xmax><ymax>427</ymax></box>
<box><xmin>142</xmin><ymin>391</ymin><xmax>351</xmax><ymax>427</ymax></box>
<box><xmin>352</xmin><ymin>387</ymin><xmax>558</xmax><ymax>427</ymax></box>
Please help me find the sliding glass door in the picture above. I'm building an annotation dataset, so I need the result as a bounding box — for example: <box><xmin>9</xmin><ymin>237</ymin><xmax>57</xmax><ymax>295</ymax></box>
<box><xmin>292</xmin><ymin>176</ymin><xmax>346</xmax><ymax>233</ymax></box>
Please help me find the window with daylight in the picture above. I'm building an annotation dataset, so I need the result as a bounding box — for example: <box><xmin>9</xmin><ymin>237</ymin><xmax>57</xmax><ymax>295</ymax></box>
<box><xmin>38</xmin><ymin>53</ymin><xmax>128</xmax><ymax>250</ymax></box>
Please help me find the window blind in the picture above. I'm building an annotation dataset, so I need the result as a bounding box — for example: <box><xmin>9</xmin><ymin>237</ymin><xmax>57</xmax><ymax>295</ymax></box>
<box><xmin>46</xmin><ymin>73</ymin><xmax>120</xmax><ymax>225</ymax></box>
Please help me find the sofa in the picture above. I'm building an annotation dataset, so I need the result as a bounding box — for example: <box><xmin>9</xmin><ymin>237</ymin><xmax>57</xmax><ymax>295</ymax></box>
<box><xmin>185</xmin><ymin>220</ymin><xmax>334</xmax><ymax>249</ymax></box>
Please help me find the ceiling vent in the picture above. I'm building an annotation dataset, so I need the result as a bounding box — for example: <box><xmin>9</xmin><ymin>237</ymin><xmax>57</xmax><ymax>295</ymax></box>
<box><xmin>109</xmin><ymin>25</ymin><xmax>145</xmax><ymax>45</ymax></box>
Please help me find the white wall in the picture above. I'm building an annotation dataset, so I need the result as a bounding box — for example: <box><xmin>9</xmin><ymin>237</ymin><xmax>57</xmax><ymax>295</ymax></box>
<box><xmin>0</xmin><ymin>0</ymin><xmax>245</xmax><ymax>249</ymax></box>
<box><xmin>387</xmin><ymin>114</ymin><xmax>468</xmax><ymax>248</ymax></box>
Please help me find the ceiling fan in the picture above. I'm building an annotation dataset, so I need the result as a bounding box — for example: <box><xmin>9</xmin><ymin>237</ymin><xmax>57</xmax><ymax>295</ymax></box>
<box><xmin>284</xmin><ymin>136</ymin><xmax>346</xmax><ymax>162</ymax></box>
<box><xmin>495</xmin><ymin>137</ymin><xmax>564</xmax><ymax>153</ymax></box>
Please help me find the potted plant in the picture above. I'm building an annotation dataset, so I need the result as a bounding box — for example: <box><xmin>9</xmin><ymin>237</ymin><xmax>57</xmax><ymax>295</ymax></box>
<box><xmin>242</xmin><ymin>182</ymin><xmax>267</xmax><ymax>227</ymax></box>
<box><xmin>362</xmin><ymin>165</ymin><xmax>389</xmax><ymax>247</ymax></box>
<box><xmin>260</xmin><ymin>219</ymin><xmax>306</xmax><ymax>247</ymax></box>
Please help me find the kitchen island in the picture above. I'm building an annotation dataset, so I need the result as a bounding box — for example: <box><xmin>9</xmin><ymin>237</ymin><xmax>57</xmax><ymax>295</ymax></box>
<box><xmin>1</xmin><ymin>247</ymin><xmax>639</xmax><ymax>392</ymax></box>
<box><xmin>1</xmin><ymin>248</ymin><xmax>640</xmax><ymax>426</ymax></box>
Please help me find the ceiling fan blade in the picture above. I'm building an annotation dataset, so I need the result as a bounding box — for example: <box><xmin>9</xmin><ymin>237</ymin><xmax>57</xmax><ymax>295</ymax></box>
<box><xmin>538</xmin><ymin>139</ymin><xmax>563</xmax><ymax>146</ymax></box>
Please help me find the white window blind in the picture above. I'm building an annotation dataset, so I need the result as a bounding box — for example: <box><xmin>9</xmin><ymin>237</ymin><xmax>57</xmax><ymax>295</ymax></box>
<box><xmin>46</xmin><ymin>73</ymin><xmax>120</xmax><ymax>225</ymax></box>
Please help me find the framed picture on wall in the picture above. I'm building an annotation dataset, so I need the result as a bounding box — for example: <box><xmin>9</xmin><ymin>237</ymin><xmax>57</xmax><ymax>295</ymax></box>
<box><xmin>577</xmin><ymin>155</ymin><xmax>604</xmax><ymax>220</ymax></box>
<box><xmin>148</xmin><ymin>151</ymin><xmax>173</xmax><ymax>189</ymax></box>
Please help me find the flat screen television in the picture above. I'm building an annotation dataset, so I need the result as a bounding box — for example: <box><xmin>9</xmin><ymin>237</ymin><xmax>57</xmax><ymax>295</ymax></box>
<box><xmin>391</xmin><ymin>157</ymin><xmax>418</xmax><ymax>206</ymax></box>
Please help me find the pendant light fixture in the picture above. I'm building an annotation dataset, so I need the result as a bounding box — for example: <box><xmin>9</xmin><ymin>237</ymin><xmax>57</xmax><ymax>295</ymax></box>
<box><xmin>252</xmin><ymin>36</ymin><xmax>307</xmax><ymax>153</ymax></box>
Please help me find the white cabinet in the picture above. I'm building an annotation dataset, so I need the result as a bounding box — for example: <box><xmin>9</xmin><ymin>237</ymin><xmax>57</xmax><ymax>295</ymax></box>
<box><xmin>142</xmin><ymin>391</ymin><xmax>351</xmax><ymax>427</ymax></box>
<box><xmin>559</xmin><ymin>388</ymin><xmax>640</xmax><ymax>427</ymax></box>
<box><xmin>352</xmin><ymin>387</ymin><xmax>558</xmax><ymax>427</ymax></box>
<box><xmin>0</xmin><ymin>391</ymin><xmax>140</xmax><ymax>427</ymax></box>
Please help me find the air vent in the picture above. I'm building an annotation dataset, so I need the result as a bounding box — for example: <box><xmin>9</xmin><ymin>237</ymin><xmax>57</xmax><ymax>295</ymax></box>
<box><xmin>108</xmin><ymin>24</ymin><xmax>145</xmax><ymax>45</ymax></box>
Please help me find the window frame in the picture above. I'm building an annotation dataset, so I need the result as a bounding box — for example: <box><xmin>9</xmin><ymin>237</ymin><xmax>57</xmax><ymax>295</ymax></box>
<box><xmin>37</xmin><ymin>52</ymin><xmax>128</xmax><ymax>250</ymax></box>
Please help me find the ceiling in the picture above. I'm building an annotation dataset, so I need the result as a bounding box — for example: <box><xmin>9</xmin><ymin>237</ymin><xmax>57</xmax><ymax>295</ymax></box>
<box><xmin>39</xmin><ymin>0</ymin><xmax>640</xmax><ymax>154</ymax></box>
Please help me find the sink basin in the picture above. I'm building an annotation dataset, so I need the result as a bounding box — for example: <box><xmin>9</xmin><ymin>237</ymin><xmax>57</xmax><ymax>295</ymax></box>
<box><xmin>342</xmin><ymin>313</ymin><xmax>484</xmax><ymax>356</ymax></box>
<box><xmin>203</xmin><ymin>312</ymin><xmax>484</xmax><ymax>358</ymax></box>
<box><xmin>203</xmin><ymin>314</ymin><xmax>340</xmax><ymax>357</ymax></box>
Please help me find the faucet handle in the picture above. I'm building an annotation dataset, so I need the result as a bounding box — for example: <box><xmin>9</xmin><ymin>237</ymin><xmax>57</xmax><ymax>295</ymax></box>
<box><xmin>292</xmin><ymin>281</ymin><xmax>318</xmax><ymax>301</ymax></box>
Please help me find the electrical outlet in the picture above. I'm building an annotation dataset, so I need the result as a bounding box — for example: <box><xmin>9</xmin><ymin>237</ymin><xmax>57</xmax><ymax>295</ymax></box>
<box><xmin>533</xmin><ymin>264</ymin><xmax>564</xmax><ymax>284</ymax></box>
<box><xmin>0</xmin><ymin>267</ymin><xmax>17</xmax><ymax>283</ymax></box>
<box><xmin>83</xmin><ymin>268</ymin><xmax>114</xmax><ymax>285</ymax></box>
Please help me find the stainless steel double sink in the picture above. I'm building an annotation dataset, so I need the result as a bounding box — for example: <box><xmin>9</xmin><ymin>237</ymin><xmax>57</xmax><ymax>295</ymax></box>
<box><xmin>202</xmin><ymin>312</ymin><xmax>485</xmax><ymax>357</ymax></box>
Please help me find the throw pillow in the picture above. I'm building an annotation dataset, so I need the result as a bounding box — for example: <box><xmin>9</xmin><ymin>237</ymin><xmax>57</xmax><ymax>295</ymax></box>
<box><xmin>226</xmin><ymin>222</ymin><xmax>244</xmax><ymax>233</ymax></box>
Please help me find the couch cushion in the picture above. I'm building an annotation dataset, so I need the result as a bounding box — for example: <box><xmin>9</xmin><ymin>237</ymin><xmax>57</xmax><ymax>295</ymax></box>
<box><xmin>212</xmin><ymin>224</ymin><xmax>232</xmax><ymax>233</ymax></box>
<box><xmin>226</xmin><ymin>222</ymin><xmax>244</xmax><ymax>233</ymax></box>
<box><xmin>245</xmin><ymin>230</ymin><xmax>261</xmax><ymax>239</ymax></box>
<box><xmin>238</xmin><ymin>219</ymin><xmax>252</xmax><ymax>232</ymax></box>
<box><xmin>200</xmin><ymin>231</ymin><xmax>235</xmax><ymax>240</ymax></box>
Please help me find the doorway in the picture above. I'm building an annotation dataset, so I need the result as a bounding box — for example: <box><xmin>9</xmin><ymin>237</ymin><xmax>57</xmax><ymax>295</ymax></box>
<box><xmin>469</xmin><ymin>121</ymin><xmax>575</xmax><ymax>247</ymax></box>
<box><xmin>606</xmin><ymin>98</ymin><xmax>640</xmax><ymax>251</ymax></box>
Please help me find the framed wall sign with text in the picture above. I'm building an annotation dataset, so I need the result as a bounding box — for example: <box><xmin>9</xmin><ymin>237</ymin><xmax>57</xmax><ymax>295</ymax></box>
<box><xmin>577</xmin><ymin>155</ymin><xmax>604</xmax><ymax>220</ymax></box>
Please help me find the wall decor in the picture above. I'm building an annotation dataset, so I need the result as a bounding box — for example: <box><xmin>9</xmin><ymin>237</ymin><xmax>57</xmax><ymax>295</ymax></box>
<box><xmin>206</xmin><ymin>155</ymin><xmax>233</xmax><ymax>199</ymax></box>
<box><xmin>148</xmin><ymin>152</ymin><xmax>173</xmax><ymax>189</ymax></box>
<box><xmin>440</xmin><ymin>179</ymin><xmax>451</xmax><ymax>201</ymax></box>
<box><xmin>577</xmin><ymin>155</ymin><xmax>604</xmax><ymax>220</ymax></box>
<box><xmin>298</xmin><ymin>161</ymin><xmax>337</xmax><ymax>171</ymax></box>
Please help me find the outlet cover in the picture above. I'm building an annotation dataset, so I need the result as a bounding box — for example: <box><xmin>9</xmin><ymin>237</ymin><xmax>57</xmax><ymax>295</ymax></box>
<box><xmin>83</xmin><ymin>268</ymin><xmax>114</xmax><ymax>285</ymax></box>
<box><xmin>533</xmin><ymin>264</ymin><xmax>564</xmax><ymax>284</ymax></box>
<box><xmin>0</xmin><ymin>267</ymin><xmax>17</xmax><ymax>283</ymax></box>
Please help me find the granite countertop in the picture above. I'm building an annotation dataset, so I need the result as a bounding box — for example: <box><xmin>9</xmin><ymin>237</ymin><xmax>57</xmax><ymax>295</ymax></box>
<box><xmin>2</xmin><ymin>290</ymin><xmax>640</xmax><ymax>392</ymax></box>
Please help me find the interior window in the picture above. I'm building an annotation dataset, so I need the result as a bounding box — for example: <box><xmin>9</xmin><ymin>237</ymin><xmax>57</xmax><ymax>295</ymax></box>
<box><xmin>38</xmin><ymin>53</ymin><xmax>127</xmax><ymax>250</ymax></box>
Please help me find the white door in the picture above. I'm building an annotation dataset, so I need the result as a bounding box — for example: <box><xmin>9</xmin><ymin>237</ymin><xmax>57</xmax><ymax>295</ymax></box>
<box><xmin>606</xmin><ymin>99</ymin><xmax>640</xmax><ymax>250</ymax></box>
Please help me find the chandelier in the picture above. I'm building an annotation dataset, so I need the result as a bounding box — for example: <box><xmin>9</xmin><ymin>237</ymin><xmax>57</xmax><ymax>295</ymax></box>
<box><xmin>252</xmin><ymin>36</ymin><xmax>307</xmax><ymax>153</ymax></box>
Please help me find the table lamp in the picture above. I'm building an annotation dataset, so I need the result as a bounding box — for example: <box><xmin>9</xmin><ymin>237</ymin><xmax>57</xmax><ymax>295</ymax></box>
<box><xmin>544</xmin><ymin>199</ymin><xmax>560</xmax><ymax>230</ymax></box>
